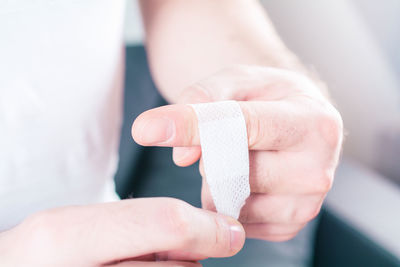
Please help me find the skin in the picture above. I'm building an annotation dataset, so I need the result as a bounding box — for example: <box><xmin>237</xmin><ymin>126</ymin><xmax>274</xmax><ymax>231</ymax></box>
<box><xmin>0</xmin><ymin>198</ymin><xmax>245</xmax><ymax>266</ymax></box>
<box><xmin>132</xmin><ymin>66</ymin><xmax>343</xmax><ymax>242</ymax></box>
<box><xmin>135</xmin><ymin>0</ymin><xmax>343</xmax><ymax>241</ymax></box>
<box><xmin>1</xmin><ymin>0</ymin><xmax>343</xmax><ymax>265</ymax></box>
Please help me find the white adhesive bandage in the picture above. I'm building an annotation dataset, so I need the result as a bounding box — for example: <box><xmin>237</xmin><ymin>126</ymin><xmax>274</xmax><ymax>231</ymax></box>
<box><xmin>190</xmin><ymin>101</ymin><xmax>250</xmax><ymax>219</ymax></box>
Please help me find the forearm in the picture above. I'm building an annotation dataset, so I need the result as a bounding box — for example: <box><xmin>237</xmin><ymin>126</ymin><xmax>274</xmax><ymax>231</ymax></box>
<box><xmin>139</xmin><ymin>0</ymin><xmax>319</xmax><ymax>102</ymax></box>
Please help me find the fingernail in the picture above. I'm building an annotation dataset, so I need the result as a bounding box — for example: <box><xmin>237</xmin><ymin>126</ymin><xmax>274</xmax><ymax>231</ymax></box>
<box><xmin>138</xmin><ymin>117</ymin><xmax>175</xmax><ymax>145</ymax></box>
<box><xmin>227</xmin><ymin>220</ymin><xmax>245</xmax><ymax>252</ymax></box>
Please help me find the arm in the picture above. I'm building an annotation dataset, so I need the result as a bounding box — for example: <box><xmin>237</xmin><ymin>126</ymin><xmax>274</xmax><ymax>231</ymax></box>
<box><xmin>139</xmin><ymin>0</ymin><xmax>322</xmax><ymax>103</ymax></box>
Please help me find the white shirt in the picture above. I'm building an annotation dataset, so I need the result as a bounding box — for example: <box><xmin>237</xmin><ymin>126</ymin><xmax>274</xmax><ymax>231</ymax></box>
<box><xmin>0</xmin><ymin>0</ymin><xmax>126</xmax><ymax>230</ymax></box>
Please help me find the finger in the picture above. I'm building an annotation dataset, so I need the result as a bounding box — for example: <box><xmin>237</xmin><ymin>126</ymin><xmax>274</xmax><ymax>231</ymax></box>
<box><xmin>172</xmin><ymin>84</ymin><xmax>210</xmax><ymax>167</ymax></box>
<box><xmin>200</xmin><ymin>176</ymin><xmax>216</xmax><ymax>212</ymax></box>
<box><xmin>238</xmin><ymin>194</ymin><xmax>324</xmax><ymax>224</ymax></box>
<box><xmin>110</xmin><ymin>261</ymin><xmax>201</xmax><ymax>267</ymax></box>
<box><xmin>199</xmin><ymin>150</ymin><xmax>332</xmax><ymax>197</ymax></box>
<box><xmin>173</xmin><ymin>147</ymin><xmax>201</xmax><ymax>167</ymax></box>
<box><xmin>248</xmin><ymin>150</ymin><xmax>334</xmax><ymax>194</ymax></box>
<box><xmin>200</xmin><ymin>158</ymin><xmax>322</xmax><ymax>223</ymax></box>
<box><xmin>131</xmin><ymin>101</ymin><xmax>308</xmax><ymax>150</ymax></box>
<box><xmin>200</xmin><ymin>182</ymin><xmax>309</xmax><ymax>236</ymax></box>
<box><xmin>243</xmin><ymin>222</ymin><xmax>306</xmax><ymax>240</ymax></box>
<box><xmin>22</xmin><ymin>198</ymin><xmax>245</xmax><ymax>265</ymax></box>
<box><xmin>244</xmin><ymin>226</ymin><xmax>302</xmax><ymax>242</ymax></box>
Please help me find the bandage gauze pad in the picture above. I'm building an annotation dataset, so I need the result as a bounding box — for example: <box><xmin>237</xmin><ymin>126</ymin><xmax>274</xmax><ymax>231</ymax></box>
<box><xmin>190</xmin><ymin>100</ymin><xmax>250</xmax><ymax>219</ymax></box>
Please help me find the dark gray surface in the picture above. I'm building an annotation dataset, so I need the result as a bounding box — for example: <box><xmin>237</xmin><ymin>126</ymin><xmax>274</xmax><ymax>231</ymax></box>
<box><xmin>323</xmin><ymin>158</ymin><xmax>400</xmax><ymax>263</ymax></box>
<box><xmin>114</xmin><ymin>46</ymin><xmax>160</xmax><ymax>198</ymax></box>
<box><xmin>314</xmin><ymin>208</ymin><xmax>400</xmax><ymax>267</ymax></box>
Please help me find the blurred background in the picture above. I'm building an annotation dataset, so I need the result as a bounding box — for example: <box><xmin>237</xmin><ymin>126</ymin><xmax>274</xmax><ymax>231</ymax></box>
<box><xmin>121</xmin><ymin>0</ymin><xmax>400</xmax><ymax>266</ymax></box>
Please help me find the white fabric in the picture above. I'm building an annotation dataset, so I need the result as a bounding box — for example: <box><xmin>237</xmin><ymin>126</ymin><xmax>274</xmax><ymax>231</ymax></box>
<box><xmin>0</xmin><ymin>0</ymin><xmax>125</xmax><ymax>231</ymax></box>
<box><xmin>190</xmin><ymin>101</ymin><xmax>250</xmax><ymax>219</ymax></box>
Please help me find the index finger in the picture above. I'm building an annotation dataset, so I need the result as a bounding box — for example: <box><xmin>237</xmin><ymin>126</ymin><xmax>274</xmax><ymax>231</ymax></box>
<box><xmin>132</xmin><ymin>101</ymin><xmax>307</xmax><ymax>150</ymax></box>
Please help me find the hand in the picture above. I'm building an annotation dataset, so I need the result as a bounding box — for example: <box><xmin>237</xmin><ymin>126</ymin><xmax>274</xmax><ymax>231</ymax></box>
<box><xmin>0</xmin><ymin>198</ymin><xmax>245</xmax><ymax>266</ymax></box>
<box><xmin>132</xmin><ymin>65</ymin><xmax>343</xmax><ymax>242</ymax></box>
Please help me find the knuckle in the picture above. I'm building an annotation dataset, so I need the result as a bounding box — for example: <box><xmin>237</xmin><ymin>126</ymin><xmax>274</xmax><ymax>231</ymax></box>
<box><xmin>291</xmin><ymin>206</ymin><xmax>321</xmax><ymax>224</ymax></box>
<box><xmin>320</xmin><ymin>173</ymin><xmax>334</xmax><ymax>193</ymax></box>
<box><xmin>241</xmin><ymin>104</ymin><xmax>263</xmax><ymax>148</ymax></box>
<box><xmin>22</xmin><ymin>210</ymin><xmax>61</xmax><ymax>249</ymax></box>
<box><xmin>312</xmin><ymin>170</ymin><xmax>334</xmax><ymax>193</ymax></box>
<box><xmin>163</xmin><ymin>199</ymin><xmax>194</xmax><ymax>245</ymax></box>
<box><xmin>238</xmin><ymin>206</ymin><xmax>250</xmax><ymax>223</ymax></box>
<box><xmin>317</xmin><ymin>109</ymin><xmax>343</xmax><ymax>149</ymax></box>
<box><xmin>24</xmin><ymin>210</ymin><xmax>56</xmax><ymax>232</ymax></box>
